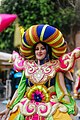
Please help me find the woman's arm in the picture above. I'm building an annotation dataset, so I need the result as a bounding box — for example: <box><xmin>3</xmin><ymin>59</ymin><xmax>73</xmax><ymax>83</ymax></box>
<box><xmin>55</xmin><ymin>72</ymin><xmax>77</xmax><ymax>115</ymax></box>
<box><xmin>0</xmin><ymin>70</ymin><xmax>26</xmax><ymax>119</ymax></box>
<box><xmin>58</xmin><ymin>72</ymin><xmax>70</xmax><ymax>102</ymax></box>
<box><xmin>7</xmin><ymin>90</ymin><xmax>18</xmax><ymax>108</ymax></box>
<box><xmin>0</xmin><ymin>90</ymin><xmax>18</xmax><ymax>120</ymax></box>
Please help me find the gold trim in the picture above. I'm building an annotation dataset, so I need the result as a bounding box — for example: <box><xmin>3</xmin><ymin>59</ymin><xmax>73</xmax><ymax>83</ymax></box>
<box><xmin>6</xmin><ymin>101</ymin><xmax>11</xmax><ymax>109</ymax></box>
<box><xmin>27</xmin><ymin>75</ymin><xmax>52</xmax><ymax>85</ymax></box>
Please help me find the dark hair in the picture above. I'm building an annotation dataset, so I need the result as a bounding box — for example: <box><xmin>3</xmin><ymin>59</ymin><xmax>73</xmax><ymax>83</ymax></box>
<box><xmin>33</xmin><ymin>41</ymin><xmax>52</xmax><ymax>60</ymax></box>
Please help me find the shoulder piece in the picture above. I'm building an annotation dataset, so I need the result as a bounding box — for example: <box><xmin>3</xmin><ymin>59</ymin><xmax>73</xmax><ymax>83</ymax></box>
<box><xmin>12</xmin><ymin>51</ymin><xmax>25</xmax><ymax>71</ymax></box>
<box><xmin>57</xmin><ymin>47</ymin><xmax>80</xmax><ymax>72</ymax></box>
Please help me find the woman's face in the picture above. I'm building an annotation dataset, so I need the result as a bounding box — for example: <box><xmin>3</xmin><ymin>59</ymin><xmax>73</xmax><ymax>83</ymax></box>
<box><xmin>35</xmin><ymin>43</ymin><xmax>47</xmax><ymax>60</ymax></box>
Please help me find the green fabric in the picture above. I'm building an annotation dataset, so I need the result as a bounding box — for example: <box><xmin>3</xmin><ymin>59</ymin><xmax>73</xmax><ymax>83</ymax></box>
<box><xmin>10</xmin><ymin>71</ymin><xmax>26</xmax><ymax>109</ymax></box>
<box><xmin>14</xmin><ymin>113</ymin><xmax>25</xmax><ymax>120</ymax></box>
<box><xmin>46</xmin><ymin>115</ymin><xmax>53</xmax><ymax>120</ymax></box>
<box><xmin>55</xmin><ymin>75</ymin><xmax>64</xmax><ymax>101</ymax></box>
<box><xmin>55</xmin><ymin>73</ymin><xmax>75</xmax><ymax>114</ymax></box>
<box><xmin>63</xmin><ymin>96</ymin><xmax>75</xmax><ymax>114</ymax></box>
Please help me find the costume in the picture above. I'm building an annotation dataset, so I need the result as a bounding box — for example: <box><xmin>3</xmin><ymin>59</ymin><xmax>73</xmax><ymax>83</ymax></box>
<box><xmin>7</xmin><ymin>25</ymin><xmax>80</xmax><ymax>120</ymax></box>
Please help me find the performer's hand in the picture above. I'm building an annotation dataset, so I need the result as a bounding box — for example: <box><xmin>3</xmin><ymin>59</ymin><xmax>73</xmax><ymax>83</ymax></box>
<box><xmin>70</xmin><ymin>114</ymin><xmax>75</xmax><ymax>120</ymax></box>
<box><xmin>64</xmin><ymin>95</ymin><xmax>70</xmax><ymax>103</ymax></box>
<box><xmin>0</xmin><ymin>108</ymin><xmax>10</xmax><ymax>120</ymax></box>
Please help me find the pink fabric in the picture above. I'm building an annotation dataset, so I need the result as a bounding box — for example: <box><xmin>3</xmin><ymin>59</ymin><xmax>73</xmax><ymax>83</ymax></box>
<box><xmin>58</xmin><ymin>47</ymin><xmax>80</xmax><ymax>72</ymax></box>
<box><xmin>25</xmin><ymin>114</ymin><xmax>45</xmax><ymax>120</ymax></box>
<box><xmin>12</xmin><ymin>51</ymin><xmax>24</xmax><ymax>71</ymax></box>
<box><xmin>21</xmin><ymin>100</ymin><xmax>26</xmax><ymax>105</ymax></box>
<box><xmin>0</xmin><ymin>14</ymin><xmax>17</xmax><ymax>32</ymax></box>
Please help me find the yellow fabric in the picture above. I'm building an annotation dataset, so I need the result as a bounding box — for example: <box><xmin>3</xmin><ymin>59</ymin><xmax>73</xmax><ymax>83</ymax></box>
<box><xmin>29</xmin><ymin>26</ymin><xmax>36</xmax><ymax>44</ymax></box>
<box><xmin>53</xmin><ymin>109</ymin><xmax>72</xmax><ymax>120</ymax></box>
<box><xmin>8</xmin><ymin>108</ymin><xmax>20</xmax><ymax>120</ymax></box>
<box><xmin>8</xmin><ymin>108</ymin><xmax>72</xmax><ymax>120</ymax></box>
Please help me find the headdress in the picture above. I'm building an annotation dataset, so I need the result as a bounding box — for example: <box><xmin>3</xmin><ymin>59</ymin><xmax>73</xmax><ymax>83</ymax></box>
<box><xmin>20</xmin><ymin>24</ymin><xmax>67</xmax><ymax>59</ymax></box>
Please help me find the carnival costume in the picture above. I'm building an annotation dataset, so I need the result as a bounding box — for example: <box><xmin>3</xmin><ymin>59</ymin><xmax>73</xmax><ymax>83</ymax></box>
<box><xmin>7</xmin><ymin>25</ymin><xmax>80</xmax><ymax>120</ymax></box>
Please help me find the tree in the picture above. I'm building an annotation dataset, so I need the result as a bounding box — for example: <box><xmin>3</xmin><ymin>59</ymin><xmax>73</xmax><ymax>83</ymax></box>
<box><xmin>64</xmin><ymin>0</ymin><xmax>80</xmax><ymax>50</ymax></box>
<box><xmin>0</xmin><ymin>0</ymin><xmax>75</xmax><ymax>52</ymax></box>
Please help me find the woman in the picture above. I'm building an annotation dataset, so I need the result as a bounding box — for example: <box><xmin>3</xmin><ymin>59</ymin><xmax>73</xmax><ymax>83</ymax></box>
<box><xmin>0</xmin><ymin>24</ymin><xmax>80</xmax><ymax>120</ymax></box>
